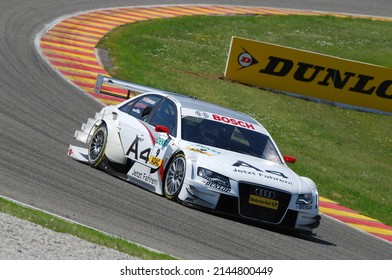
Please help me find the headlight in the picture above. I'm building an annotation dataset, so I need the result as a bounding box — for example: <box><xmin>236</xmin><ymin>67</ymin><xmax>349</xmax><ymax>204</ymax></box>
<box><xmin>197</xmin><ymin>167</ymin><xmax>231</xmax><ymax>191</ymax></box>
<box><xmin>296</xmin><ymin>193</ymin><xmax>313</xmax><ymax>205</ymax></box>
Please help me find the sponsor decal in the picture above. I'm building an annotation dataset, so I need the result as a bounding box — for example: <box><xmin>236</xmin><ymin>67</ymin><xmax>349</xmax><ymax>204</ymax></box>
<box><xmin>225</xmin><ymin>36</ymin><xmax>392</xmax><ymax>113</ymax></box>
<box><xmin>132</xmin><ymin>108</ymin><xmax>141</xmax><ymax>115</ymax></box>
<box><xmin>187</xmin><ymin>147</ymin><xmax>213</xmax><ymax>156</ymax></box>
<box><xmin>156</xmin><ymin>136</ymin><xmax>170</xmax><ymax>148</ymax></box>
<box><xmin>142</xmin><ymin>96</ymin><xmax>158</xmax><ymax>105</ymax></box>
<box><xmin>181</xmin><ymin>108</ymin><xmax>265</xmax><ymax>132</ymax></box>
<box><xmin>204</xmin><ymin>180</ymin><xmax>231</xmax><ymax>193</ymax></box>
<box><xmin>212</xmin><ymin>113</ymin><xmax>255</xmax><ymax>130</ymax></box>
<box><xmin>249</xmin><ymin>194</ymin><xmax>279</xmax><ymax>210</ymax></box>
<box><xmin>233</xmin><ymin>160</ymin><xmax>293</xmax><ymax>186</ymax></box>
<box><xmin>131</xmin><ymin>169</ymin><xmax>158</xmax><ymax>186</ymax></box>
<box><xmin>238</xmin><ymin>49</ymin><xmax>258</xmax><ymax>68</ymax></box>
<box><xmin>196</xmin><ymin>144</ymin><xmax>221</xmax><ymax>155</ymax></box>
<box><xmin>186</xmin><ymin>144</ymin><xmax>221</xmax><ymax>156</ymax></box>
<box><xmin>149</xmin><ymin>155</ymin><xmax>162</xmax><ymax>167</ymax></box>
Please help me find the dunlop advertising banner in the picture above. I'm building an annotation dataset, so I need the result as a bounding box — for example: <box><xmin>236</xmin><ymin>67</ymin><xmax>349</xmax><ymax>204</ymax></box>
<box><xmin>225</xmin><ymin>36</ymin><xmax>392</xmax><ymax>113</ymax></box>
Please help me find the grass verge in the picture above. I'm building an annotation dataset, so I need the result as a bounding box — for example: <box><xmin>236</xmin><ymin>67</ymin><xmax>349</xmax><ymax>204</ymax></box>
<box><xmin>98</xmin><ymin>14</ymin><xmax>392</xmax><ymax>226</ymax></box>
<box><xmin>0</xmin><ymin>196</ymin><xmax>176</xmax><ymax>260</ymax></box>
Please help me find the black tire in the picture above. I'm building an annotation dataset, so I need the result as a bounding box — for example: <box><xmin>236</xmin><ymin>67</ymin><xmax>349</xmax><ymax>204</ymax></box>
<box><xmin>163</xmin><ymin>153</ymin><xmax>186</xmax><ymax>201</ymax></box>
<box><xmin>88</xmin><ymin>124</ymin><xmax>108</xmax><ymax>168</ymax></box>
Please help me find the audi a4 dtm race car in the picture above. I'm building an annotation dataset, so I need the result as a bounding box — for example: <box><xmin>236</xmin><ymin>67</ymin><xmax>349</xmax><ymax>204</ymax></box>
<box><xmin>68</xmin><ymin>75</ymin><xmax>321</xmax><ymax>233</ymax></box>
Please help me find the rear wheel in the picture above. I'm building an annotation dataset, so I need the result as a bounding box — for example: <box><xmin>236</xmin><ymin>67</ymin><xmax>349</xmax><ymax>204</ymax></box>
<box><xmin>88</xmin><ymin>124</ymin><xmax>108</xmax><ymax>168</ymax></box>
<box><xmin>164</xmin><ymin>153</ymin><xmax>186</xmax><ymax>201</ymax></box>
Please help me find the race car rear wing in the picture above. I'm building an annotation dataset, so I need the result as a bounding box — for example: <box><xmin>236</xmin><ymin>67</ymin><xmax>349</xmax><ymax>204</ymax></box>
<box><xmin>94</xmin><ymin>74</ymin><xmax>169</xmax><ymax>100</ymax></box>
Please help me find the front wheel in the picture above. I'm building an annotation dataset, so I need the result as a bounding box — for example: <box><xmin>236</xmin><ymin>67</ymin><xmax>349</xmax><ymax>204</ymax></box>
<box><xmin>164</xmin><ymin>153</ymin><xmax>186</xmax><ymax>201</ymax></box>
<box><xmin>88</xmin><ymin>124</ymin><xmax>108</xmax><ymax>168</ymax></box>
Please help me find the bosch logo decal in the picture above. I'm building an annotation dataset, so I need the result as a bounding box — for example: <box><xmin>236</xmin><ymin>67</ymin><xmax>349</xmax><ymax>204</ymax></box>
<box><xmin>255</xmin><ymin>188</ymin><xmax>276</xmax><ymax>199</ymax></box>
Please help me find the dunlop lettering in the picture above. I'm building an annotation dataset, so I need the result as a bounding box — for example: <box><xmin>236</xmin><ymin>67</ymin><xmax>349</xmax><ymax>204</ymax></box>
<box><xmin>225</xmin><ymin>37</ymin><xmax>392</xmax><ymax>113</ymax></box>
<box><xmin>260</xmin><ymin>56</ymin><xmax>391</xmax><ymax>98</ymax></box>
<box><xmin>377</xmin><ymin>80</ymin><xmax>392</xmax><ymax>99</ymax></box>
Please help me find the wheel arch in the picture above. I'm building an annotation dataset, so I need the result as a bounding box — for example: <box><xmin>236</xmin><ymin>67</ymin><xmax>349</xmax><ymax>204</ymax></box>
<box><xmin>162</xmin><ymin>151</ymin><xmax>187</xmax><ymax>201</ymax></box>
<box><xmin>89</xmin><ymin>118</ymin><xmax>127</xmax><ymax>166</ymax></box>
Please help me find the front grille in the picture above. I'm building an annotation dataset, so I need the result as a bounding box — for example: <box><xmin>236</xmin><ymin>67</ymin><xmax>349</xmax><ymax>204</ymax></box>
<box><xmin>215</xmin><ymin>194</ymin><xmax>238</xmax><ymax>215</ymax></box>
<box><xmin>238</xmin><ymin>182</ymin><xmax>291</xmax><ymax>224</ymax></box>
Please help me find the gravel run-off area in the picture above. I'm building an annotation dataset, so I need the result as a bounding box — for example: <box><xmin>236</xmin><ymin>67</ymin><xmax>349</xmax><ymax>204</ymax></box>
<box><xmin>0</xmin><ymin>212</ymin><xmax>136</xmax><ymax>260</ymax></box>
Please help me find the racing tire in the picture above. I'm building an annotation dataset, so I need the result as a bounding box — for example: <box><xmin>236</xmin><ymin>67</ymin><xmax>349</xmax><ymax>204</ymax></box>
<box><xmin>88</xmin><ymin>124</ymin><xmax>108</xmax><ymax>168</ymax></box>
<box><xmin>164</xmin><ymin>153</ymin><xmax>186</xmax><ymax>201</ymax></box>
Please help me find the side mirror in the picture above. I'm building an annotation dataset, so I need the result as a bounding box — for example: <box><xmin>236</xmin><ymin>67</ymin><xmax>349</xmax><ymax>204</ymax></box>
<box><xmin>155</xmin><ymin>125</ymin><xmax>170</xmax><ymax>134</ymax></box>
<box><xmin>283</xmin><ymin>155</ymin><xmax>296</xmax><ymax>164</ymax></box>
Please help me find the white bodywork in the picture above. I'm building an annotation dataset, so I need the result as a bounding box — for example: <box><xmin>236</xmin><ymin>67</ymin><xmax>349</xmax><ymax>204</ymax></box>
<box><xmin>68</xmin><ymin>76</ymin><xmax>320</xmax><ymax>232</ymax></box>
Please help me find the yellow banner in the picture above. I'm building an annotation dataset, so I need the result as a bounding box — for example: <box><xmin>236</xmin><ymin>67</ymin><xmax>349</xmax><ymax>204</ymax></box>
<box><xmin>225</xmin><ymin>36</ymin><xmax>392</xmax><ymax>113</ymax></box>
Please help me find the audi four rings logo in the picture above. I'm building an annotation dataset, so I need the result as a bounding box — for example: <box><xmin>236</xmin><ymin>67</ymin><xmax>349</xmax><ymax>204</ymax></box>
<box><xmin>255</xmin><ymin>188</ymin><xmax>276</xmax><ymax>199</ymax></box>
<box><xmin>195</xmin><ymin>111</ymin><xmax>209</xmax><ymax>118</ymax></box>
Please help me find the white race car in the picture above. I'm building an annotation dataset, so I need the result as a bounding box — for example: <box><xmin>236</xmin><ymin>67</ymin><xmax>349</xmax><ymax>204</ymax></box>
<box><xmin>68</xmin><ymin>75</ymin><xmax>320</xmax><ymax>233</ymax></box>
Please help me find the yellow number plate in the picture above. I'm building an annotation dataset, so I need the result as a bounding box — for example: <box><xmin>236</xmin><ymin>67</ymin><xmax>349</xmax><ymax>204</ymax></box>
<box><xmin>149</xmin><ymin>156</ymin><xmax>162</xmax><ymax>167</ymax></box>
<box><xmin>249</xmin><ymin>194</ymin><xmax>279</xmax><ymax>210</ymax></box>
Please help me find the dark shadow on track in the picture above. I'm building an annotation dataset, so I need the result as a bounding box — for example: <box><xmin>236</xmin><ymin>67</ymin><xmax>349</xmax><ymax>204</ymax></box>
<box><xmin>182</xmin><ymin>202</ymin><xmax>336</xmax><ymax>247</ymax></box>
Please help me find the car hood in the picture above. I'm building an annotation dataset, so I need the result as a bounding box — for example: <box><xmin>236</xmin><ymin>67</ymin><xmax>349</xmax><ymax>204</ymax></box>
<box><xmin>181</xmin><ymin>142</ymin><xmax>311</xmax><ymax>194</ymax></box>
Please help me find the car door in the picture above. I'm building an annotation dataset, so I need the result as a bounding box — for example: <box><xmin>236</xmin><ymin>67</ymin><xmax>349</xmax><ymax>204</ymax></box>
<box><xmin>116</xmin><ymin>94</ymin><xmax>163</xmax><ymax>166</ymax></box>
<box><xmin>146</xmin><ymin>98</ymin><xmax>178</xmax><ymax>169</ymax></box>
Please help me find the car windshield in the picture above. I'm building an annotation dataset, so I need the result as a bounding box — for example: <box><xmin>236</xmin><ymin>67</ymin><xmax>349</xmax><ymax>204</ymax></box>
<box><xmin>181</xmin><ymin>116</ymin><xmax>282</xmax><ymax>163</ymax></box>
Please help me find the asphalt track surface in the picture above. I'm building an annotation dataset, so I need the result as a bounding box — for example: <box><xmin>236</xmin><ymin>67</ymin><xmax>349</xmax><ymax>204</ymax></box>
<box><xmin>1</xmin><ymin>0</ymin><xmax>392</xmax><ymax>259</ymax></box>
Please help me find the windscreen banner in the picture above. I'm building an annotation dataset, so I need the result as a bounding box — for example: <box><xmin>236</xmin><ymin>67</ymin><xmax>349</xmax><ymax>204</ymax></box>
<box><xmin>224</xmin><ymin>36</ymin><xmax>392</xmax><ymax>114</ymax></box>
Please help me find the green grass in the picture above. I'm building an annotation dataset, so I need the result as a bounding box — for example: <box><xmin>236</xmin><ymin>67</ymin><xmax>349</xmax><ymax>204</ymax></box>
<box><xmin>0</xmin><ymin>197</ymin><xmax>176</xmax><ymax>259</ymax></box>
<box><xmin>98</xmin><ymin>15</ymin><xmax>392</xmax><ymax>226</ymax></box>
